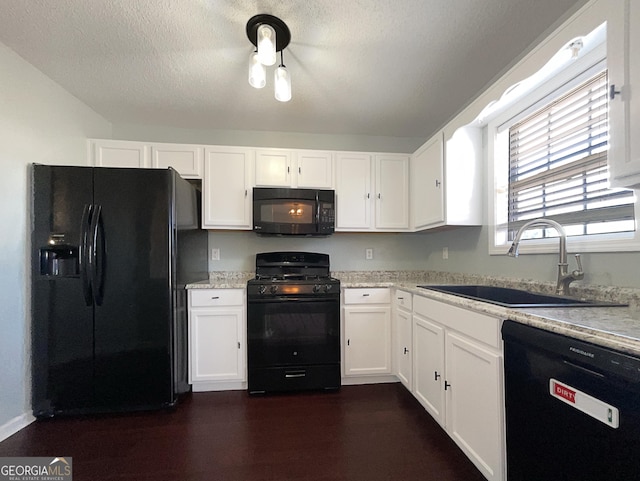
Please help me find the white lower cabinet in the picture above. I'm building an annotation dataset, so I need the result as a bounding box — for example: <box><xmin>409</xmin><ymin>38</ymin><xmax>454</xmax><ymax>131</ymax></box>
<box><xmin>445</xmin><ymin>331</ymin><xmax>503</xmax><ymax>481</ymax></box>
<box><xmin>188</xmin><ymin>289</ymin><xmax>246</xmax><ymax>392</ymax></box>
<box><xmin>412</xmin><ymin>295</ymin><xmax>505</xmax><ymax>481</ymax></box>
<box><xmin>412</xmin><ymin>313</ymin><xmax>445</xmax><ymax>423</ymax></box>
<box><xmin>342</xmin><ymin>288</ymin><xmax>392</xmax><ymax>378</ymax></box>
<box><xmin>394</xmin><ymin>290</ymin><xmax>413</xmax><ymax>389</ymax></box>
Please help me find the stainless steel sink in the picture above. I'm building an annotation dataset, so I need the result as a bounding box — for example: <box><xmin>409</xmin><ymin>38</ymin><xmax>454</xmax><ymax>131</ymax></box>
<box><xmin>417</xmin><ymin>285</ymin><xmax>626</xmax><ymax>308</ymax></box>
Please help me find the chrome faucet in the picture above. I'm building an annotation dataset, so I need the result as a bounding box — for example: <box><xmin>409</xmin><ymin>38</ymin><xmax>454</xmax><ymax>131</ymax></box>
<box><xmin>507</xmin><ymin>218</ymin><xmax>584</xmax><ymax>296</ymax></box>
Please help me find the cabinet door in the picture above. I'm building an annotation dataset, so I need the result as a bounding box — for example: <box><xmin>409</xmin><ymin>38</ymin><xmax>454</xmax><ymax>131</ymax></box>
<box><xmin>203</xmin><ymin>147</ymin><xmax>252</xmax><ymax>229</ymax></box>
<box><xmin>91</xmin><ymin>140</ymin><xmax>149</xmax><ymax>168</ymax></box>
<box><xmin>445</xmin><ymin>331</ymin><xmax>504</xmax><ymax>481</ymax></box>
<box><xmin>336</xmin><ymin>153</ymin><xmax>372</xmax><ymax>230</ymax></box>
<box><xmin>343</xmin><ymin>306</ymin><xmax>391</xmax><ymax>376</ymax></box>
<box><xmin>411</xmin><ymin>134</ymin><xmax>444</xmax><ymax>229</ymax></box>
<box><xmin>395</xmin><ymin>307</ymin><xmax>412</xmax><ymax>389</ymax></box>
<box><xmin>151</xmin><ymin>143</ymin><xmax>203</xmax><ymax>178</ymax></box>
<box><xmin>190</xmin><ymin>307</ymin><xmax>245</xmax><ymax>382</ymax></box>
<box><xmin>608</xmin><ymin>0</ymin><xmax>640</xmax><ymax>188</ymax></box>
<box><xmin>375</xmin><ymin>154</ymin><xmax>409</xmax><ymax>230</ymax></box>
<box><xmin>412</xmin><ymin>314</ymin><xmax>446</xmax><ymax>426</ymax></box>
<box><xmin>255</xmin><ymin>149</ymin><xmax>292</xmax><ymax>186</ymax></box>
<box><xmin>295</xmin><ymin>150</ymin><xmax>334</xmax><ymax>188</ymax></box>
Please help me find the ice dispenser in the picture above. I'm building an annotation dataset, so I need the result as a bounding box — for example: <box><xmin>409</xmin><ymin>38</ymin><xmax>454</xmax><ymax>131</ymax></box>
<box><xmin>40</xmin><ymin>235</ymin><xmax>79</xmax><ymax>277</ymax></box>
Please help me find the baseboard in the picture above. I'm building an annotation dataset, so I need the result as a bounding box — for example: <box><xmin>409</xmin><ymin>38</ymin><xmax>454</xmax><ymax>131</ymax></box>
<box><xmin>0</xmin><ymin>412</ymin><xmax>35</xmax><ymax>443</ymax></box>
<box><xmin>191</xmin><ymin>381</ymin><xmax>248</xmax><ymax>392</ymax></box>
<box><xmin>341</xmin><ymin>375</ymin><xmax>399</xmax><ymax>386</ymax></box>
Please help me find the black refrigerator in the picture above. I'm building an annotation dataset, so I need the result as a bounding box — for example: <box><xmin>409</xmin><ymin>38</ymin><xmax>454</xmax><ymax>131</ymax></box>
<box><xmin>31</xmin><ymin>164</ymin><xmax>208</xmax><ymax>418</ymax></box>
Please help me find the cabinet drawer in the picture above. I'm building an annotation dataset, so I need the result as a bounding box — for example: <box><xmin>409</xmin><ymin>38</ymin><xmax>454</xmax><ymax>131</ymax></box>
<box><xmin>414</xmin><ymin>295</ymin><xmax>501</xmax><ymax>349</ymax></box>
<box><xmin>343</xmin><ymin>288</ymin><xmax>391</xmax><ymax>304</ymax></box>
<box><xmin>394</xmin><ymin>290</ymin><xmax>412</xmax><ymax>310</ymax></box>
<box><xmin>189</xmin><ymin>289</ymin><xmax>244</xmax><ymax>307</ymax></box>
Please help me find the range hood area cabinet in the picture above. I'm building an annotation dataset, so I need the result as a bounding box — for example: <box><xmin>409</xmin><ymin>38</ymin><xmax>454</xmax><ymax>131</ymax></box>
<box><xmin>410</xmin><ymin>127</ymin><xmax>483</xmax><ymax>231</ymax></box>
<box><xmin>254</xmin><ymin>148</ymin><xmax>334</xmax><ymax>189</ymax></box>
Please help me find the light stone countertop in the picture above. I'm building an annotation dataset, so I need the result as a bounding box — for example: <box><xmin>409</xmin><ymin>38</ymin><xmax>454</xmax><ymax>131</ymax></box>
<box><xmin>187</xmin><ymin>270</ymin><xmax>640</xmax><ymax>357</ymax></box>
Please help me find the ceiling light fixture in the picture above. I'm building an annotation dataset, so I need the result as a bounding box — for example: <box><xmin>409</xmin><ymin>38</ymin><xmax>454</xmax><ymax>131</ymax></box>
<box><xmin>246</xmin><ymin>14</ymin><xmax>292</xmax><ymax>102</ymax></box>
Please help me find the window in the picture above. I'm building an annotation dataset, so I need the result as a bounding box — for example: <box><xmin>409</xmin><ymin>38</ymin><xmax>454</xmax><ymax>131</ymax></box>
<box><xmin>507</xmin><ymin>70</ymin><xmax>636</xmax><ymax>242</ymax></box>
<box><xmin>488</xmin><ymin>48</ymin><xmax>640</xmax><ymax>254</ymax></box>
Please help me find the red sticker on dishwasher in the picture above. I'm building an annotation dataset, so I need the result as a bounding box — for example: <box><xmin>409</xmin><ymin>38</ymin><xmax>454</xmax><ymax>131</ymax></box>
<box><xmin>549</xmin><ymin>379</ymin><xmax>619</xmax><ymax>428</ymax></box>
<box><xmin>552</xmin><ymin>381</ymin><xmax>576</xmax><ymax>403</ymax></box>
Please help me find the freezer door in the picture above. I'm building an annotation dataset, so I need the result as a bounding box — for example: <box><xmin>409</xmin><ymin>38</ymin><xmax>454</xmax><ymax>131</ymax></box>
<box><xmin>92</xmin><ymin>168</ymin><xmax>175</xmax><ymax>410</ymax></box>
<box><xmin>31</xmin><ymin>165</ymin><xmax>95</xmax><ymax>416</ymax></box>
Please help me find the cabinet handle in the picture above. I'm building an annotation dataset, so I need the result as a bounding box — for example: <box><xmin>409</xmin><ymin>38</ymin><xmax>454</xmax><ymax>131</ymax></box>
<box><xmin>362</xmin><ymin>293</ymin><xmax>370</xmax><ymax>297</ymax></box>
<box><xmin>347</xmin><ymin>339</ymin><xmax>350</xmax><ymax>346</ymax></box>
<box><xmin>444</xmin><ymin>380</ymin><xmax>451</xmax><ymax>390</ymax></box>
<box><xmin>434</xmin><ymin>371</ymin><xmax>441</xmax><ymax>381</ymax></box>
<box><xmin>244</xmin><ymin>189</ymin><xmax>248</xmax><ymax>197</ymax></box>
<box><xmin>435</xmin><ymin>179</ymin><xmax>441</xmax><ymax>187</ymax></box>
<box><xmin>299</xmin><ymin>167</ymin><xmax>301</xmax><ymax>174</ymax></box>
<box><xmin>367</xmin><ymin>193</ymin><xmax>370</xmax><ymax>199</ymax></box>
<box><xmin>403</xmin><ymin>347</ymin><xmax>409</xmax><ymax>354</ymax></box>
<box><xmin>211</xmin><ymin>296</ymin><xmax>220</xmax><ymax>300</ymax></box>
<box><xmin>287</xmin><ymin>166</ymin><xmax>290</xmax><ymax>173</ymax></box>
<box><xmin>378</xmin><ymin>193</ymin><xmax>381</xmax><ymax>199</ymax></box>
<box><xmin>237</xmin><ymin>342</ymin><xmax>241</xmax><ymax>349</ymax></box>
<box><xmin>610</xmin><ymin>84</ymin><xmax>621</xmax><ymax>100</ymax></box>
<box><xmin>397</xmin><ymin>297</ymin><xmax>404</xmax><ymax>300</ymax></box>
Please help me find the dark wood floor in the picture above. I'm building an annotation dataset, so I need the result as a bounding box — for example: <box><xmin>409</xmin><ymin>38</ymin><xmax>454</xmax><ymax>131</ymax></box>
<box><xmin>0</xmin><ymin>383</ymin><xmax>486</xmax><ymax>481</ymax></box>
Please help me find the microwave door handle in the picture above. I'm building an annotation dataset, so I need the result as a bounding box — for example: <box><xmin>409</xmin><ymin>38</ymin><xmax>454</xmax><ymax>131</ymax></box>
<box><xmin>315</xmin><ymin>192</ymin><xmax>320</xmax><ymax>231</ymax></box>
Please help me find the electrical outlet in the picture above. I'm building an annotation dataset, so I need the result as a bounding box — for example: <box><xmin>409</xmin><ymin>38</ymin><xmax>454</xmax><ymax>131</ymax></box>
<box><xmin>365</xmin><ymin>248</ymin><xmax>373</xmax><ymax>260</ymax></box>
<box><xmin>442</xmin><ymin>247</ymin><xmax>449</xmax><ymax>260</ymax></box>
<box><xmin>211</xmin><ymin>248</ymin><xmax>220</xmax><ymax>261</ymax></box>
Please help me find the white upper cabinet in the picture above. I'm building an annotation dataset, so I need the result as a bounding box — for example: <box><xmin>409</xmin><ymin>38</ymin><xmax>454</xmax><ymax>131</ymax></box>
<box><xmin>608</xmin><ymin>0</ymin><xmax>640</xmax><ymax>189</ymax></box>
<box><xmin>336</xmin><ymin>152</ymin><xmax>409</xmax><ymax>231</ymax></box>
<box><xmin>410</xmin><ymin>126</ymin><xmax>482</xmax><ymax>231</ymax></box>
<box><xmin>375</xmin><ymin>154</ymin><xmax>410</xmax><ymax>230</ymax></box>
<box><xmin>255</xmin><ymin>148</ymin><xmax>334</xmax><ymax>188</ymax></box>
<box><xmin>90</xmin><ymin>139</ymin><xmax>149</xmax><ymax>169</ymax></box>
<box><xmin>336</xmin><ymin>153</ymin><xmax>373</xmax><ymax>230</ymax></box>
<box><xmin>295</xmin><ymin>150</ymin><xmax>334</xmax><ymax>188</ymax></box>
<box><xmin>411</xmin><ymin>133</ymin><xmax>445</xmax><ymax>229</ymax></box>
<box><xmin>89</xmin><ymin>139</ymin><xmax>204</xmax><ymax>178</ymax></box>
<box><xmin>151</xmin><ymin>143</ymin><xmax>203</xmax><ymax>179</ymax></box>
<box><xmin>202</xmin><ymin>146</ymin><xmax>253</xmax><ymax>230</ymax></box>
<box><xmin>254</xmin><ymin>149</ymin><xmax>292</xmax><ymax>187</ymax></box>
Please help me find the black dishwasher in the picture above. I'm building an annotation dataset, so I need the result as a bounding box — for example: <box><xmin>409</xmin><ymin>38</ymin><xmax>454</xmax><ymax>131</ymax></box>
<box><xmin>502</xmin><ymin>320</ymin><xmax>640</xmax><ymax>481</ymax></box>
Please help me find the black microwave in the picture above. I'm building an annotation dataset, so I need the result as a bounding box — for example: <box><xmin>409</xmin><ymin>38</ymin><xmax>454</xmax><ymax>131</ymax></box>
<box><xmin>253</xmin><ymin>187</ymin><xmax>335</xmax><ymax>236</ymax></box>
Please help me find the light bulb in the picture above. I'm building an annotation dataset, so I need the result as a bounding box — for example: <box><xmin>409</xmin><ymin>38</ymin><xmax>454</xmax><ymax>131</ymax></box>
<box><xmin>274</xmin><ymin>65</ymin><xmax>291</xmax><ymax>102</ymax></box>
<box><xmin>248</xmin><ymin>51</ymin><xmax>266</xmax><ymax>89</ymax></box>
<box><xmin>257</xmin><ymin>24</ymin><xmax>276</xmax><ymax>66</ymax></box>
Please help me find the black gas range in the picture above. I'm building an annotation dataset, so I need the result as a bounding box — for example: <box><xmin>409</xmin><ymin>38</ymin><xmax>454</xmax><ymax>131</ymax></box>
<box><xmin>247</xmin><ymin>252</ymin><xmax>341</xmax><ymax>394</ymax></box>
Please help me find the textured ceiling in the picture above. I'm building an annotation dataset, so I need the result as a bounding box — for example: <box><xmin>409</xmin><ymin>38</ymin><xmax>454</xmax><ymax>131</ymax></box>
<box><xmin>0</xmin><ymin>0</ymin><xmax>589</xmax><ymax>139</ymax></box>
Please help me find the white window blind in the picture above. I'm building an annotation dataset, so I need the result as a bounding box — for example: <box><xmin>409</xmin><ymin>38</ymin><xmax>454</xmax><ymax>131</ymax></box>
<box><xmin>508</xmin><ymin>70</ymin><xmax>635</xmax><ymax>239</ymax></box>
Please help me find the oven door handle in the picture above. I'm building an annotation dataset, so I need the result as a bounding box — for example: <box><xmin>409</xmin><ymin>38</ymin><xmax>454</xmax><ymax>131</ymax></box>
<box><xmin>249</xmin><ymin>296</ymin><xmax>339</xmax><ymax>303</ymax></box>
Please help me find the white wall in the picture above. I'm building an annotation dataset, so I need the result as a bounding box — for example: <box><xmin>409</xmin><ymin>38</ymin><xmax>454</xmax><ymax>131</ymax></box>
<box><xmin>206</xmin><ymin>231</ymin><xmax>434</xmax><ymax>272</ymax></box>
<box><xmin>0</xmin><ymin>42</ymin><xmax>111</xmax><ymax>439</ymax></box>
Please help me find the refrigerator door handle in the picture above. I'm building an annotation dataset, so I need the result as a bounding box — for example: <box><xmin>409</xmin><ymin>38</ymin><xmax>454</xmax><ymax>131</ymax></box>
<box><xmin>80</xmin><ymin>204</ymin><xmax>94</xmax><ymax>306</ymax></box>
<box><xmin>90</xmin><ymin>204</ymin><xmax>106</xmax><ymax>306</ymax></box>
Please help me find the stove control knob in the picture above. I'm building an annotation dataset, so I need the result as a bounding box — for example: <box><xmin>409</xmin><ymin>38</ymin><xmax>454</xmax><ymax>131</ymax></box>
<box><xmin>270</xmin><ymin>285</ymin><xmax>278</xmax><ymax>294</ymax></box>
<box><xmin>313</xmin><ymin>284</ymin><xmax>321</xmax><ymax>293</ymax></box>
<box><xmin>258</xmin><ymin>285</ymin><xmax>267</xmax><ymax>295</ymax></box>
<box><xmin>324</xmin><ymin>284</ymin><xmax>333</xmax><ymax>292</ymax></box>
